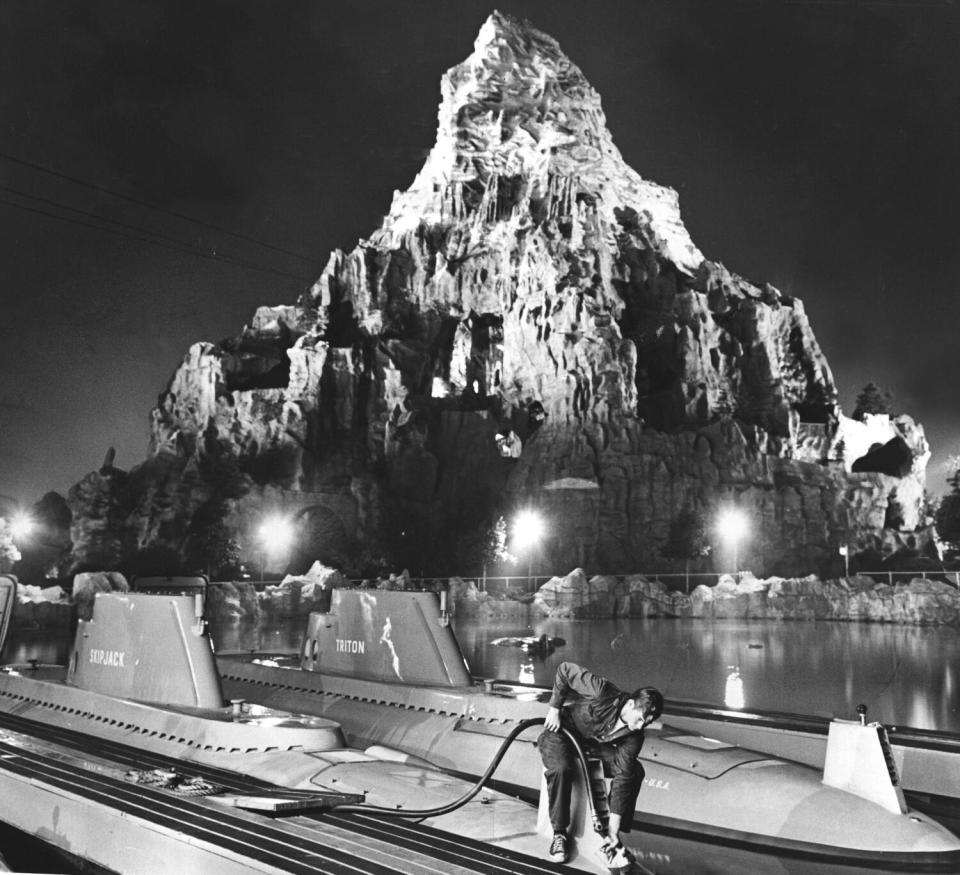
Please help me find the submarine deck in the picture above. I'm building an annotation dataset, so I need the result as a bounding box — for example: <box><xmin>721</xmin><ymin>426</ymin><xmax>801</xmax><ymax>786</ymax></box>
<box><xmin>0</xmin><ymin>710</ymin><xmax>572</xmax><ymax>875</ymax></box>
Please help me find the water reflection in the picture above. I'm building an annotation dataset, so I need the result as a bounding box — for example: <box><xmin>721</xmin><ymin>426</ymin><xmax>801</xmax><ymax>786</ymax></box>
<box><xmin>2</xmin><ymin>631</ymin><xmax>70</xmax><ymax>665</ymax></box>
<box><xmin>724</xmin><ymin>666</ymin><xmax>744</xmax><ymax>709</ymax></box>
<box><xmin>518</xmin><ymin>661</ymin><xmax>535</xmax><ymax>685</ymax></box>
<box><xmin>215</xmin><ymin>622</ymin><xmax>304</xmax><ymax>653</ymax></box>
<box><xmin>453</xmin><ymin>617</ymin><xmax>960</xmax><ymax>733</ymax></box>
<box><xmin>8</xmin><ymin>614</ymin><xmax>960</xmax><ymax>733</ymax></box>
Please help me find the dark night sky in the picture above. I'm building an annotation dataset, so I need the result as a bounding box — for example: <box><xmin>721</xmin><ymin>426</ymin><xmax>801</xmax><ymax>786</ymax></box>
<box><xmin>1</xmin><ymin>0</ymin><xmax>959</xmax><ymax>509</ymax></box>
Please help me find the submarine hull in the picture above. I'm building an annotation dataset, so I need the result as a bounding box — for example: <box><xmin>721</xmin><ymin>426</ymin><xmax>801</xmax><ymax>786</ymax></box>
<box><xmin>215</xmin><ymin>587</ymin><xmax>960</xmax><ymax>869</ymax></box>
<box><xmin>0</xmin><ymin>583</ymin><xmax>606</xmax><ymax>871</ymax></box>
<box><xmin>218</xmin><ymin>652</ymin><xmax>960</xmax><ymax>868</ymax></box>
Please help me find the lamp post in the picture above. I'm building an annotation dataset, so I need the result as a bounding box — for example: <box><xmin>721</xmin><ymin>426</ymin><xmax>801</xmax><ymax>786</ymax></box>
<box><xmin>717</xmin><ymin>508</ymin><xmax>749</xmax><ymax>578</ymax></box>
<box><xmin>839</xmin><ymin>544</ymin><xmax>849</xmax><ymax>578</ymax></box>
<box><xmin>512</xmin><ymin>510</ymin><xmax>545</xmax><ymax>590</ymax></box>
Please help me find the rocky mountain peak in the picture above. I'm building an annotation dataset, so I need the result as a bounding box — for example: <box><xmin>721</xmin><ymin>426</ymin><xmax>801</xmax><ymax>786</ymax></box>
<box><xmin>364</xmin><ymin>11</ymin><xmax>702</xmax><ymax>279</ymax></box>
<box><xmin>64</xmin><ymin>14</ymin><xmax>931</xmax><ymax>581</ymax></box>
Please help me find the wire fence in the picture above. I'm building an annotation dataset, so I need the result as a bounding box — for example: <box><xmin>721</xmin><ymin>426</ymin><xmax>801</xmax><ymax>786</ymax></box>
<box><xmin>468</xmin><ymin>570</ymin><xmax>960</xmax><ymax>596</ymax></box>
<box><xmin>226</xmin><ymin>569</ymin><xmax>960</xmax><ymax>596</ymax></box>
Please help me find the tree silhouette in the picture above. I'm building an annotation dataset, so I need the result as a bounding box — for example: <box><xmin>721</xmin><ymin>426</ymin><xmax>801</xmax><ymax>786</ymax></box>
<box><xmin>455</xmin><ymin>515</ymin><xmax>515</xmax><ymax>579</ymax></box>
<box><xmin>935</xmin><ymin>456</ymin><xmax>960</xmax><ymax>562</ymax></box>
<box><xmin>852</xmin><ymin>382</ymin><xmax>894</xmax><ymax>421</ymax></box>
<box><xmin>661</xmin><ymin>506</ymin><xmax>711</xmax><ymax>592</ymax></box>
<box><xmin>184</xmin><ymin>502</ymin><xmax>242</xmax><ymax>579</ymax></box>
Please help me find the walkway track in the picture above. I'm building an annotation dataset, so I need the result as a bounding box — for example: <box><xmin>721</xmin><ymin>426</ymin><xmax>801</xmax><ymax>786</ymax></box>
<box><xmin>0</xmin><ymin>710</ymin><xmax>569</xmax><ymax>875</ymax></box>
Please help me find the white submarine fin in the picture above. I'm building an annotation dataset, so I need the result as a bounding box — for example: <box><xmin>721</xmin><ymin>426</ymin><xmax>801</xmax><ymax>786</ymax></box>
<box><xmin>822</xmin><ymin>716</ymin><xmax>907</xmax><ymax>814</ymax></box>
<box><xmin>70</xmin><ymin>589</ymin><xmax>224</xmax><ymax>708</ymax></box>
<box><xmin>300</xmin><ymin>589</ymin><xmax>472</xmax><ymax>687</ymax></box>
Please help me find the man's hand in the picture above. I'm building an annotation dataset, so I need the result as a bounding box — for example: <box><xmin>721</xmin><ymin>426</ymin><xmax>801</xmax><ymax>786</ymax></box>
<box><xmin>544</xmin><ymin>705</ymin><xmax>561</xmax><ymax>732</ymax></box>
<box><xmin>606</xmin><ymin>812</ymin><xmax>622</xmax><ymax>846</ymax></box>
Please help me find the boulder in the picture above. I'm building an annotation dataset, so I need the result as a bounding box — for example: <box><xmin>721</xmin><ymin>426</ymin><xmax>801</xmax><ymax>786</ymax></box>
<box><xmin>447</xmin><ymin>576</ymin><xmax>485</xmax><ymax>616</ymax></box>
<box><xmin>534</xmin><ymin>568</ymin><xmax>619</xmax><ymax>619</ymax></box>
<box><xmin>686</xmin><ymin>572</ymin><xmax>960</xmax><ymax>625</ymax></box>
<box><xmin>72</xmin><ymin>571</ymin><xmax>129</xmax><ymax>621</ymax></box>
<box><xmin>206</xmin><ymin>580</ymin><xmax>260</xmax><ymax>625</ymax></box>
<box><xmin>447</xmin><ymin>575</ymin><xmax>531</xmax><ymax>621</ymax></box>
<box><xmin>273</xmin><ymin>561</ymin><xmax>345</xmax><ymax>613</ymax></box>
<box><xmin>622</xmin><ymin>575</ymin><xmax>691</xmax><ymax>618</ymax></box>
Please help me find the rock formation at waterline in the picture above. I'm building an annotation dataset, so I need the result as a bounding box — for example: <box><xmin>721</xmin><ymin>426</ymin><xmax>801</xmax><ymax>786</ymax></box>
<box><xmin>527</xmin><ymin>569</ymin><xmax>960</xmax><ymax>626</ymax></box>
<box><xmin>66</xmin><ymin>13</ymin><xmax>931</xmax><ymax>579</ymax></box>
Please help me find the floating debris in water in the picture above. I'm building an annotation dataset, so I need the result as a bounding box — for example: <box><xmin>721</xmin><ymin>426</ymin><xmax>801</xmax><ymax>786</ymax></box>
<box><xmin>491</xmin><ymin>633</ymin><xmax>565</xmax><ymax>652</ymax></box>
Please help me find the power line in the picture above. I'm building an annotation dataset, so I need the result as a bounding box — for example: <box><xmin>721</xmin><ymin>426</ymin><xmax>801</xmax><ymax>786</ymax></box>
<box><xmin>3</xmin><ymin>183</ymin><xmax>238</xmax><ymax>265</ymax></box>
<box><xmin>0</xmin><ymin>149</ymin><xmax>319</xmax><ymax>266</ymax></box>
<box><xmin>0</xmin><ymin>196</ymin><xmax>314</xmax><ymax>283</ymax></box>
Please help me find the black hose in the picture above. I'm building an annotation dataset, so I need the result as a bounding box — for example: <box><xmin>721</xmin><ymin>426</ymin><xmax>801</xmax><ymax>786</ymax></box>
<box><xmin>332</xmin><ymin>716</ymin><xmax>602</xmax><ymax>825</ymax></box>
<box><xmin>560</xmin><ymin>723</ymin><xmax>607</xmax><ymax>836</ymax></box>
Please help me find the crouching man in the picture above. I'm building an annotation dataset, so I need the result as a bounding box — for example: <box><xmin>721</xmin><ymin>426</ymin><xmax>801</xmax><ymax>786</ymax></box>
<box><xmin>538</xmin><ymin>661</ymin><xmax>663</xmax><ymax>865</ymax></box>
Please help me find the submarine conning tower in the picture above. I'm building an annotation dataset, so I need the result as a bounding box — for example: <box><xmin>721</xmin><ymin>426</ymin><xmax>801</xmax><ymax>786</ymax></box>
<box><xmin>68</xmin><ymin>590</ymin><xmax>224</xmax><ymax>708</ymax></box>
<box><xmin>300</xmin><ymin>589</ymin><xmax>472</xmax><ymax>687</ymax></box>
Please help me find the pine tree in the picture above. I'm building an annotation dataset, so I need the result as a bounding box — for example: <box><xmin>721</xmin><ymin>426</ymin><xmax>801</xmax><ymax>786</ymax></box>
<box><xmin>935</xmin><ymin>455</ymin><xmax>960</xmax><ymax>562</ymax></box>
<box><xmin>852</xmin><ymin>382</ymin><xmax>894</xmax><ymax>421</ymax></box>
<box><xmin>662</xmin><ymin>506</ymin><xmax>711</xmax><ymax>592</ymax></box>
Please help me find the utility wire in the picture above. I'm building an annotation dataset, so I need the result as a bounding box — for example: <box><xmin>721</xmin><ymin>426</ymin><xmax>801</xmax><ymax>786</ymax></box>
<box><xmin>0</xmin><ymin>149</ymin><xmax>318</xmax><ymax>265</ymax></box>
<box><xmin>0</xmin><ymin>195</ymin><xmax>314</xmax><ymax>283</ymax></box>
<box><xmin>2</xmin><ymin>182</ymin><xmax>264</xmax><ymax>269</ymax></box>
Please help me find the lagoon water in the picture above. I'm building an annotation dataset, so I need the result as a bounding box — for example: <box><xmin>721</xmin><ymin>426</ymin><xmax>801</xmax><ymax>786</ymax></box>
<box><xmin>455</xmin><ymin>616</ymin><xmax>960</xmax><ymax>734</ymax></box>
<box><xmin>6</xmin><ymin>612</ymin><xmax>960</xmax><ymax>873</ymax></box>
<box><xmin>207</xmin><ymin>613</ymin><xmax>960</xmax><ymax>735</ymax></box>
<box><xmin>8</xmin><ymin>612</ymin><xmax>959</xmax><ymax>733</ymax></box>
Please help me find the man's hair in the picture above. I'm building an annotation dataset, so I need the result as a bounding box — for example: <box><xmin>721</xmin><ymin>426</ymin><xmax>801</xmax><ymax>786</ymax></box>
<box><xmin>629</xmin><ymin>686</ymin><xmax>664</xmax><ymax>721</ymax></box>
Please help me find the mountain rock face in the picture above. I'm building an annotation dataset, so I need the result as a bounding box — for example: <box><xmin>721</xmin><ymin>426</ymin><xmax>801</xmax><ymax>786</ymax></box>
<box><xmin>67</xmin><ymin>13</ymin><xmax>931</xmax><ymax>578</ymax></box>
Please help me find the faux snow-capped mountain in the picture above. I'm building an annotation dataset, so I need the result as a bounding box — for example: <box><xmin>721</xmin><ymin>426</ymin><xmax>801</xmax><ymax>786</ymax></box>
<box><xmin>67</xmin><ymin>12</ymin><xmax>929</xmax><ymax>578</ymax></box>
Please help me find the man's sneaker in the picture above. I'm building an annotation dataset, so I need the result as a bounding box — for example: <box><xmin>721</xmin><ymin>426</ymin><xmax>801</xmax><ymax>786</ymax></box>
<box><xmin>549</xmin><ymin>832</ymin><xmax>568</xmax><ymax>863</ymax></box>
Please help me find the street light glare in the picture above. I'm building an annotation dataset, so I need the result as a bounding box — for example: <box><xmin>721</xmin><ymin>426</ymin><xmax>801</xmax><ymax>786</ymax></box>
<box><xmin>717</xmin><ymin>509</ymin><xmax>748</xmax><ymax>542</ymax></box>
<box><xmin>717</xmin><ymin>507</ymin><xmax>749</xmax><ymax>576</ymax></box>
<box><xmin>9</xmin><ymin>513</ymin><xmax>33</xmax><ymax>541</ymax></box>
<box><xmin>513</xmin><ymin>510</ymin><xmax>545</xmax><ymax>550</ymax></box>
<box><xmin>258</xmin><ymin>516</ymin><xmax>294</xmax><ymax>551</ymax></box>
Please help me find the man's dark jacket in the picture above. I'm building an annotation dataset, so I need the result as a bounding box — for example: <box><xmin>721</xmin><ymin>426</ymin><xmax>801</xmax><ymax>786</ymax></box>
<box><xmin>547</xmin><ymin>661</ymin><xmax>645</xmax><ymax>819</ymax></box>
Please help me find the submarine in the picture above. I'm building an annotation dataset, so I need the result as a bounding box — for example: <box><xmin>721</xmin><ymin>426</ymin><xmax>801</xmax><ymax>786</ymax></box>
<box><xmin>215</xmin><ymin>584</ymin><xmax>960</xmax><ymax>871</ymax></box>
<box><xmin>0</xmin><ymin>575</ymin><xmax>623</xmax><ymax>873</ymax></box>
